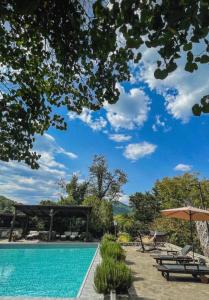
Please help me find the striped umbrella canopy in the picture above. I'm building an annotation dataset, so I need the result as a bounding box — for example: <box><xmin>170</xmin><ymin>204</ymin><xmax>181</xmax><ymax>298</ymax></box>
<box><xmin>161</xmin><ymin>206</ymin><xmax>209</xmax><ymax>258</ymax></box>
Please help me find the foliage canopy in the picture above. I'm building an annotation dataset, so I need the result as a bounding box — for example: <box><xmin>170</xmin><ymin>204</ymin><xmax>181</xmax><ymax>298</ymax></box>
<box><xmin>0</xmin><ymin>0</ymin><xmax>208</xmax><ymax>167</ymax></box>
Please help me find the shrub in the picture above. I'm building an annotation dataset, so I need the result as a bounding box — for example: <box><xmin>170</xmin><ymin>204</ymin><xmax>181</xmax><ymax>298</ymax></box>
<box><xmin>117</xmin><ymin>232</ymin><xmax>132</xmax><ymax>243</ymax></box>
<box><xmin>100</xmin><ymin>241</ymin><xmax>125</xmax><ymax>261</ymax></box>
<box><xmin>102</xmin><ymin>233</ymin><xmax>116</xmax><ymax>243</ymax></box>
<box><xmin>94</xmin><ymin>258</ymin><xmax>133</xmax><ymax>294</ymax></box>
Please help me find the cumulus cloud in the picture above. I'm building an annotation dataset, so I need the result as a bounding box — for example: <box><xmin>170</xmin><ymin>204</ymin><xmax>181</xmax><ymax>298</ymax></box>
<box><xmin>68</xmin><ymin>84</ymin><xmax>150</xmax><ymax>132</ymax></box>
<box><xmin>124</xmin><ymin>142</ymin><xmax>157</xmax><ymax>161</ymax></box>
<box><xmin>0</xmin><ymin>134</ymin><xmax>77</xmax><ymax>203</ymax></box>
<box><xmin>174</xmin><ymin>164</ymin><xmax>192</xmax><ymax>172</ymax></box>
<box><xmin>68</xmin><ymin>108</ymin><xmax>107</xmax><ymax>131</ymax></box>
<box><xmin>133</xmin><ymin>44</ymin><xmax>209</xmax><ymax>123</ymax></box>
<box><xmin>108</xmin><ymin>133</ymin><xmax>132</xmax><ymax>142</ymax></box>
<box><xmin>104</xmin><ymin>84</ymin><xmax>150</xmax><ymax>130</ymax></box>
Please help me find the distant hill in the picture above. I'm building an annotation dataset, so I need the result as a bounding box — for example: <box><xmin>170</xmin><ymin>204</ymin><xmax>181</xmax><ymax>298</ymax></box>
<box><xmin>112</xmin><ymin>201</ymin><xmax>132</xmax><ymax>215</ymax></box>
<box><xmin>0</xmin><ymin>195</ymin><xmax>16</xmax><ymax>213</ymax></box>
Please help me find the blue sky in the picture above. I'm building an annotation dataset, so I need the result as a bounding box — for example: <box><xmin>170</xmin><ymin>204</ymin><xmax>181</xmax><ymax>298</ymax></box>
<box><xmin>0</xmin><ymin>47</ymin><xmax>209</xmax><ymax>204</ymax></box>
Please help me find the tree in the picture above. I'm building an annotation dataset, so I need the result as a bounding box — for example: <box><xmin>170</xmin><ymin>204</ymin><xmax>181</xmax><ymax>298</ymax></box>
<box><xmin>39</xmin><ymin>199</ymin><xmax>57</xmax><ymax>206</ymax></box>
<box><xmin>83</xmin><ymin>195</ymin><xmax>113</xmax><ymax>237</ymax></box>
<box><xmin>129</xmin><ymin>192</ymin><xmax>160</xmax><ymax>227</ymax></box>
<box><xmin>1</xmin><ymin>1</ymin><xmax>208</xmax><ymax>168</ymax></box>
<box><xmin>0</xmin><ymin>195</ymin><xmax>16</xmax><ymax>212</ymax></box>
<box><xmin>151</xmin><ymin>173</ymin><xmax>209</xmax><ymax>252</ymax></box>
<box><xmin>88</xmin><ymin>155</ymin><xmax>127</xmax><ymax>201</ymax></box>
<box><xmin>100</xmin><ymin>200</ymin><xmax>114</xmax><ymax>233</ymax></box>
<box><xmin>151</xmin><ymin>217</ymin><xmax>202</xmax><ymax>252</ymax></box>
<box><xmin>153</xmin><ymin>173</ymin><xmax>209</xmax><ymax>209</ymax></box>
<box><xmin>57</xmin><ymin>175</ymin><xmax>88</xmax><ymax>205</ymax></box>
<box><xmin>114</xmin><ymin>214</ymin><xmax>136</xmax><ymax>236</ymax></box>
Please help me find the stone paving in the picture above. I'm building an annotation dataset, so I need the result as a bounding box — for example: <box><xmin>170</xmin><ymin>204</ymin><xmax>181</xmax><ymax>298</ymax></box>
<box><xmin>125</xmin><ymin>246</ymin><xmax>209</xmax><ymax>300</ymax></box>
<box><xmin>79</xmin><ymin>248</ymin><xmax>103</xmax><ymax>300</ymax></box>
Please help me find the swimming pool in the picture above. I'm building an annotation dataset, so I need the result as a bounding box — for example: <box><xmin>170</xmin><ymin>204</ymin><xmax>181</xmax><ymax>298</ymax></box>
<box><xmin>0</xmin><ymin>243</ymin><xmax>97</xmax><ymax>298</ymax></box>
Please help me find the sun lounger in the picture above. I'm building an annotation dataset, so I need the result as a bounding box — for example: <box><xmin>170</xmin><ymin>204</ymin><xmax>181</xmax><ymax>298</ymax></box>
<box><xmin>153</xmin><ymin>255</ymin><xmax>193</xmax><ymax>265</ymax></box>
<box><xmin>60</xmin><ymin>234</ymin><xmax>66</xmax><ymax>241</ymax></box>
<box><xmin>26</xmin><ymin>230</ymin><xmax>39</xmax><ymax>240</ymax></box>
<box><xmin>157</xmin><ymin>263</ymin><xmax>209</xmax><ymax>281</ymax></box>
<box><xmin>64</xmin><ymin>231</ymin><xmax>79</xmax><ymax>240</ymax></box>
<box><xmin>152</xmin><ymin>245</ymin><xmax>192</xmax><ymax>264</ymax></box>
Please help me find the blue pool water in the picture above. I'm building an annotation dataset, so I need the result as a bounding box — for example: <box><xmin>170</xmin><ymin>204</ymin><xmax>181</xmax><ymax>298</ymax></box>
<box><xmin>0</xmin><ymin>244</ymin><xmax>97</xmax><ymax>298</ymax></box>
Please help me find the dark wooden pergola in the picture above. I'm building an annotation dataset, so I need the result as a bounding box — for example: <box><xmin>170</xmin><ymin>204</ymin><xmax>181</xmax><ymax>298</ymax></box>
<box><xmin>9</xmin><ymin>204</ymin><xmax>92</xmax><ymax>242</ymax></box>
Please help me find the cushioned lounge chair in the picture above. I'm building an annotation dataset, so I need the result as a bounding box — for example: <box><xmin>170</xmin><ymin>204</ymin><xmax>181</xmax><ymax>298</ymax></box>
<box><xmin>157</xmin><ymin>263</ymin><xmax>209</xmax><ymax>281</ymax></box>
<box><xmin>152</xmin><ymin>245</ymin><xmax>192</xmax><ymax>264</ymax></box>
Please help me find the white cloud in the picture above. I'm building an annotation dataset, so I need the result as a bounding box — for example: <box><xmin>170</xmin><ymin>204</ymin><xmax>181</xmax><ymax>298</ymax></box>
<box><xmin>109</xmin><ymin>133</ymin><xmax>132</xmax><ymax>142</ymax></box>
<box><xmin>152</xmin><ymin>115</ymin><xmax>171</xmax><ymax>132</ymax></box>
<box><xmin>133</xmin><ymin>44</ymin><xmax>209</xmax><ymax>122</ymax></box>
<box><xmin>57</xmin><ymin>147</ymin><xmax>78</xmax><ymax>159</ymax></box>
<box><xmin>118</xmin><ymin>194</ymin><xmax>130</xmax><ymax>205</ymax></box>
<box><xmin>68</xmin><ymin>108</ymin><xmax>107</xmax><ymax>131</ymax></box>
<box><xmin>67</xmin><ymin>84</ymin><xmax>150</xmax><ymax>132</ymax></box>
<box><xmin>174</xmin><ymin>164</ymin><xmax>192</xmax><ymax>172</ymax></box>
<box><xmin>105</xmin><ymin>84</ymin><xmax>150</xmax><ymax>130</ymax></box>
<box><xmin>0</xmin><ymin>134</ymin><xmax>77</xmax><ymax>203</ymax></box>
<box><xmin>124</xmin><ymin>142</ymin><xmax>157</xmax><ymax>161</ymax></box>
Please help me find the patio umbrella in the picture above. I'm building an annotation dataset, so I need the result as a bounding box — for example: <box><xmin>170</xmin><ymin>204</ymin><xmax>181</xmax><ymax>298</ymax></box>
<box><xmin>161</xmin><ymin>206</ymin><xmax>209</xmax><ymax>258</ymax></box>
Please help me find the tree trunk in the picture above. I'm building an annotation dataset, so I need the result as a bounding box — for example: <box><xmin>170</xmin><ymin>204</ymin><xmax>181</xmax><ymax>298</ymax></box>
<box><xmin>196</xmin><ymin>221</ymin><xmax>209</xmax><ymax>257</ymax></box>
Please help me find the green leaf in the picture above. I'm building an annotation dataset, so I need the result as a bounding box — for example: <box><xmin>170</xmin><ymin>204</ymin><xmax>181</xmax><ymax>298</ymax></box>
<box><xmin>185</xmin><ymin>62</ymin><xmax>198</xmax><ymax>72</ymax></box>
<box><xmin>200</xmin><ymin>55</ymin><xmax>209</xmax><ymax>63</ymax></box>
<box><xmin>154</xmin><ymin>69</ymin><xmax>168</xmax><ymax>80</ymax></box>
<box><xmin>134</xmin><ymin>52</ymin><xmax>142</xmax><ymax>63</ymax></box>
<box><xmin>167</xmin><ymin>61</ymin><xmax>177</xmax><ymax>73</ymax></box>
<box><xmin>192</xmin><ymin>104</ymin><xmax>202</xmax><ymax>116</ymax></box>
<box><xmin>183</xmin><ymin>43</ymin><xmax>192</xmax><ymax>51</ymax></box>
<box><xmin>126</xmin><ymin>38</ymin><xmax>142</xmax><ymax>49</ymax></box>
<box><xmin>187</xmin><ymin>51</ymin><xmax>193</xmax><ymax>62</ymax></box>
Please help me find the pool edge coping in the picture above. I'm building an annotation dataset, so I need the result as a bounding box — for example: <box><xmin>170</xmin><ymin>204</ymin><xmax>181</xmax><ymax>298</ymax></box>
<box><xmin>76</xmin><ymin>243</ymin><xmax>100</xmax><ymax>298</ymax></box>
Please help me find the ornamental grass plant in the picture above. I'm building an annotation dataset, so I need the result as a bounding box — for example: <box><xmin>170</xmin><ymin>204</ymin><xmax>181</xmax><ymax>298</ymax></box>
<box><xmin>94</xmin><ymin>238</ymin><xmax>133</xmax><ymax>295</ymax></box>
<box><xmin>94</xmin><ymin>257</ymin><xmax>132</xmax><ymax>294</ymax></box>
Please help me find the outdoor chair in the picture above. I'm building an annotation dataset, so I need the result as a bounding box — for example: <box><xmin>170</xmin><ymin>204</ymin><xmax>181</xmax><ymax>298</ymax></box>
<box><xmin>157</xmin><ymin>263</ymin><xmax>209</xmax><ymax>281</ymax></box>
<box><xmin>138</xmin><ymin>231</ymin><xmax>163</xmax><ymax>252</ymax></box>
<box><xmin>60</xmin><ymin>234</ymin><xmax>66</xmax><ymax>241</ymax></box>
<box><xmin>64</xmin><ymin>231</ymin><xmax>70</xmax><ymax>239</ymax></box>
<box><xmin>70</xmin><ymin>232</ymin><xmax>79</xmax><ymax>240</ymax></box>
<box><xmin>26</xmin><ymin>230</ymin><xmax>39</xmax><ymax>240</ymax></box>
<box><xmin>0</xmin><ymin>229</ymin><xmax>10</xmax><ymax>239</ymax></box>
<box><xmin>152</xmin><ymin>245</ymin><xmax>193</xmax><ymax>265</ymax></box>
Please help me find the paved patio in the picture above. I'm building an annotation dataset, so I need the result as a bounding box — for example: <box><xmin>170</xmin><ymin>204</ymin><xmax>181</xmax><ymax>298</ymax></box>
<box><xmin>125</xmin><ymin>246</ymin><xmax>209</xmax><ymax>300</ymax></box>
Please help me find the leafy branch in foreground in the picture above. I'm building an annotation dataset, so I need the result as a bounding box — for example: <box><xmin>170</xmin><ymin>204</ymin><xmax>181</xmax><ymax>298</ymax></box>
<box><xmin>0</xmin><ymin>0</ymin><xmax>208</xmax><ymax>167</ymax></box>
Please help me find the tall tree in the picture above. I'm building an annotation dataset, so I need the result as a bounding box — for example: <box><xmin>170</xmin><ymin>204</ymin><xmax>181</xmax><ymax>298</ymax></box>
<box><xmin>153</xmin><ymin>173</ymin><xmax>209</xmax><ymax>209</ymax></box>
<box><xmin>83</xmin><ymin>195</ymin><xmax>113</xmax><ymax>236</ymax></box>
<box><xmin>58</xmin><ymin>175</ymin><xmax>88</xmax><ymax>205</ymax></box>
<box><xmin>130</xmin><ymin>192</ymin><xmax>160</xmax><ymax>227</ymax></box>
<box><xmin>0</xmin><ymin>0</ymin><xmax>208</xmax><ymax>168</ymax></box>
<box><xmin>88</xmin><ymin>155</ymin><xmax>127</xmax><ymax>201</ymax></box>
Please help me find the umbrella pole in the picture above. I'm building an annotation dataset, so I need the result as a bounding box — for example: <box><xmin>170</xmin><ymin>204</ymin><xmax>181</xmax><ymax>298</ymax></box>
<box><xmin>189</xmin><ymin>212</ymin><xmax>194</xmax><ymax>259</ymax></box>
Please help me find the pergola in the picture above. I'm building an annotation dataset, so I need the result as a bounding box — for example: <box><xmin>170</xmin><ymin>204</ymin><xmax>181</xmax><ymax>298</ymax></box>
<box><xmin>9</xmin><ymin>204</ymin><xmax>92</xmax><ymax>242</ymax></box>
